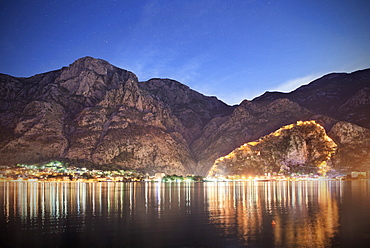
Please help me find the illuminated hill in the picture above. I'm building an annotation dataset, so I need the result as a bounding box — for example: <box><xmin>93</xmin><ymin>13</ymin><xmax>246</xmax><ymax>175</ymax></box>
<box><xmin>208</xmin><ymin>121</ymin><xmax>337</xmax><ymax>177</ymax></box>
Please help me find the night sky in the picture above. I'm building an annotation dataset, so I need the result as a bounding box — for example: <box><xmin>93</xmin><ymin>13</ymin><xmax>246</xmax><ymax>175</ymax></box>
<box><xmin>1</xmin><ymin>0</ymin><xmax>370</xmax><ymax>105</ymax></box>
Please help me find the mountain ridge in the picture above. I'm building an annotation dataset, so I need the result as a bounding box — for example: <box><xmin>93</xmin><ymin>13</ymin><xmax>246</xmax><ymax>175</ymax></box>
<box><xmin>1</xmin><ymin>57</ymin><xmax>369</xmax><ymax>175</ymax></box>
<box><xmin>253</xmin><ymin>68</ymin><xmax>370</xmax><ymax>129</ymax></box>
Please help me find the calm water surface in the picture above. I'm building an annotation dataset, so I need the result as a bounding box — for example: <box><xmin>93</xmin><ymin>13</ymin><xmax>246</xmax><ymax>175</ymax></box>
<box><xmin>1</xmin><ymin>181</ymin><xmax>370</xmax><ymax>247</ymax></box>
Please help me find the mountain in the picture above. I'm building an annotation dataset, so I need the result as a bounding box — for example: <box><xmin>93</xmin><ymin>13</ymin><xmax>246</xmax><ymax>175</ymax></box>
<box><xmin>253</xmin><ymin>69</ymin><xmax>370</xmax><ymax>129</ymax></box>
<box><xmin>208</xmin><ymin>121</ymin><xmax>337</xmax><ymax>177</ymax></box>
<box><xmin>138</xmin><ymin>78</ymin><xmax>234</xmax><ymax>142</ymax></box>
<box><xmin>0</xmin><ymin>57</ymin><xmax>369</xmax><ymax>176</ymax></box>
<box><xmin>328</xmin><ymin>121</ymin><xmax>370</xmax><ymax>172</ymax></box>
<box><xmin>0</xmin><ymin>57</ymin><xmax>234</xmax><ymax>175</ymax></box>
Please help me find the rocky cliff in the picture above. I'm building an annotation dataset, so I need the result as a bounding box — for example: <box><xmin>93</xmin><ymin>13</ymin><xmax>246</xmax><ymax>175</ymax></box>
<box><xmin>138</xmin><ymin>78</ymin><xmax>234</xmax><ymax>142</ymax></box>
<box><xmin>328</xmin><ymin>121</ymin><xmax>370</xmax><ymax>172</ymax></box>
<box><xmin>1</xmin><ymin>57</ymin><xmax>369</xmax><ymax>176</ymax></box>
<box><xmin>208</xmin><ymin>121</ymin><xmax>337</xmax><ymax>177</ymax></box>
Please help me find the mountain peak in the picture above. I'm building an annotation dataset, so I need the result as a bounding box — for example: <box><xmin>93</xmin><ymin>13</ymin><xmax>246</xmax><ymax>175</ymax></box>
<box><xmin>59</xmin><ymin>57</ymin><xmax>115</xmax><ymax>80</ymax></box>
<box><xmin>72</xmin><ymin>56</ymin><xmax>112</xmax><ymax>68</ymax></box>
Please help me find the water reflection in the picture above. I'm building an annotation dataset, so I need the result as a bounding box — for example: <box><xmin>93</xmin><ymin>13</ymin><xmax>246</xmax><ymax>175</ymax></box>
<box><xmin>206</xmin><ymin>181</ymin><xmax>341</xmax><ymax>247</ymax></box>
<box><xmin>0</xmin><ymin>180</ymin><xmax>369</xmax><ymax>247</ymax></box>
<box><xmin>1</xmin><ymin>181</ymin><xmax>200</xmax><ymax>245</ymax></box>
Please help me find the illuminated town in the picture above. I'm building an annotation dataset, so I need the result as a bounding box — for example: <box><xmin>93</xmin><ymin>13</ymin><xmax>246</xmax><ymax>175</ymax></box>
<box><xmin>1</xmin><ymin>160</ymin><xmax>367</xmax><ymax>183</ymax></box>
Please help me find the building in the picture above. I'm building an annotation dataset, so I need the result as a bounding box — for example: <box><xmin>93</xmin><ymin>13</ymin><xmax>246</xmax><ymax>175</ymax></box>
<box><xmin>154</xmin><ymin>173</ymin><xmax>166</xmax><ymax>181</ymax></box>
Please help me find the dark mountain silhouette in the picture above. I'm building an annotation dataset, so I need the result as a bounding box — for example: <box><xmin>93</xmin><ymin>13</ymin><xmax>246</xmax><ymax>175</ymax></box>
<box><xmin>254</xmin><ymin>69</ymin><xmax>370</xmax><ymax>129</ymax></box>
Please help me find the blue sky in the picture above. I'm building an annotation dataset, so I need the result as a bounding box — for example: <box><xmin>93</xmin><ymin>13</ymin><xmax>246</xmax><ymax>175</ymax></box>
<box><xmin>1</xmin><ymin>0</ymin><xmax>370</xmax><ymax>105</ymax></box>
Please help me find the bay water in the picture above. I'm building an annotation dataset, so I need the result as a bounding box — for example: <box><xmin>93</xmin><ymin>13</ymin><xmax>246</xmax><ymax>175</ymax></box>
<box><xmin>1</xmin><ymin>180</ymin><xmax>370</xmax><ymax>247</ymax></box>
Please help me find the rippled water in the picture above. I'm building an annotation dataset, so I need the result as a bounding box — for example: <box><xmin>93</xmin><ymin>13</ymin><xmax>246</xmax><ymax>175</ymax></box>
<box><xmin>1</xmin><ymin>180</ymin><xmax>370</xmax><ymax>247</ymax></box>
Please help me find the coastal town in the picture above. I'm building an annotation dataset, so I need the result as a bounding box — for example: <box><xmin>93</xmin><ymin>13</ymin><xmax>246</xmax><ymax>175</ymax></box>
<box><xmin>0</xmin><ymin>161</ymin><xmax>368</xmax><ymax>182</ymax></box>
<box><xmin>0</xmin><ymin>161</ymin><xmax>145</xmax><ymax>182</ymax></box>
<box><xmin>0</xmin><ymin>161</ymin><xmax>205</xmax><ymax>182</ymax></box>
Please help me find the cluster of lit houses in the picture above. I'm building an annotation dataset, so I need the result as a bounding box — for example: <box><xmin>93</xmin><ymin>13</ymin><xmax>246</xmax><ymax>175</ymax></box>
<box><xmin>0</xmin><ymin>161</ymin><xmax>368</xmax><ymax>182</ymax></box>
<box><xmin>0</xmin><ymin>162</ymin><xmax>144</xmax><ymax>182</ymax></box>
<box><xmin>0</xmin><ymin>162</ymin><xmax>202</xmax><ymax>182</ymax></box>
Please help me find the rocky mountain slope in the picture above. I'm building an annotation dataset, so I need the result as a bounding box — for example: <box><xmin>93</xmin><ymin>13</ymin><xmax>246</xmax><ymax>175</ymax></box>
<box><xmin>328</xmin><ymin>121</ymin><xmax>370</xmax><ymax>172</ymax></box>
<box><xmin>208</xmin><ymin>121</ymin><xmax>337</xmax><ymax>177</ymax></box>
<box><xmin>0</xmin><ymin>57</ymin><xmax>369</xmax><ymax>176</ymax></box>
<box><xmin>191</xmin><ymin>99</ymin><xmax>340</xmax><ymax>175</ymax></box>
<box><xmin>254</xmin><ymin>69</ymin><xmax>370</xmax><ymax>129</ymax></box>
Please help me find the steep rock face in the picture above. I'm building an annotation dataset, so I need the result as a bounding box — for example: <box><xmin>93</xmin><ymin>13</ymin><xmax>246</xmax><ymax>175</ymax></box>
<box><xmin>208</xmin><ymin>121</ymin><xmax>337</xmax><ymax>177</ymax></box>
<box><xmin>0</xmin><ymin>57</ymin><xmax>137</xmax><ymax>131</ymax></box>
<box><xmin>44</xmin><ymin>57</ymin><xmax>138</xmax><ymax>116</ymax></box>
<box><xmin>0</xmin><ymin>71</ymin><xmax>61</xmax><ymax>128</ymax></box>
<box><xmin>66</xmin><ymin>78</ymin><xmax>196</xmax><ymax>175</ymax></box>
<box><xmin>139</xmin><ymin>78</ymin><xmax>233</xmax><ymax>141</ymax></box>
<box><xmin>329</xmin><ymin>122</ymin><xmax>370</xmax><ymax>172</ymax></box>
<box><xmin>0</xmin><ymin>101</ymin><xmax>68</xmax><ymax>164</ymax></box>
<box><xmin>253</xmin><ymin>69</ymin><xmax>370</xmax><ymax>129</ymax></box>
<box><xmin>337</xmin><ymin>87</ymin><xmax>370</xmax><ymax>126</ymax></box>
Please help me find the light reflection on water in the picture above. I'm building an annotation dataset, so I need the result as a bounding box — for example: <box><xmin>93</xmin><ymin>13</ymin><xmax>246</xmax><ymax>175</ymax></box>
<box><xmin>206</xmin><ymin>181</ymin><xmax>341</xmax><ymax>247</ymax></box>
<box><xmin>1</xmin><ymin>181</ymin><xmax>370</xmax><ymax>247</ymax></box>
